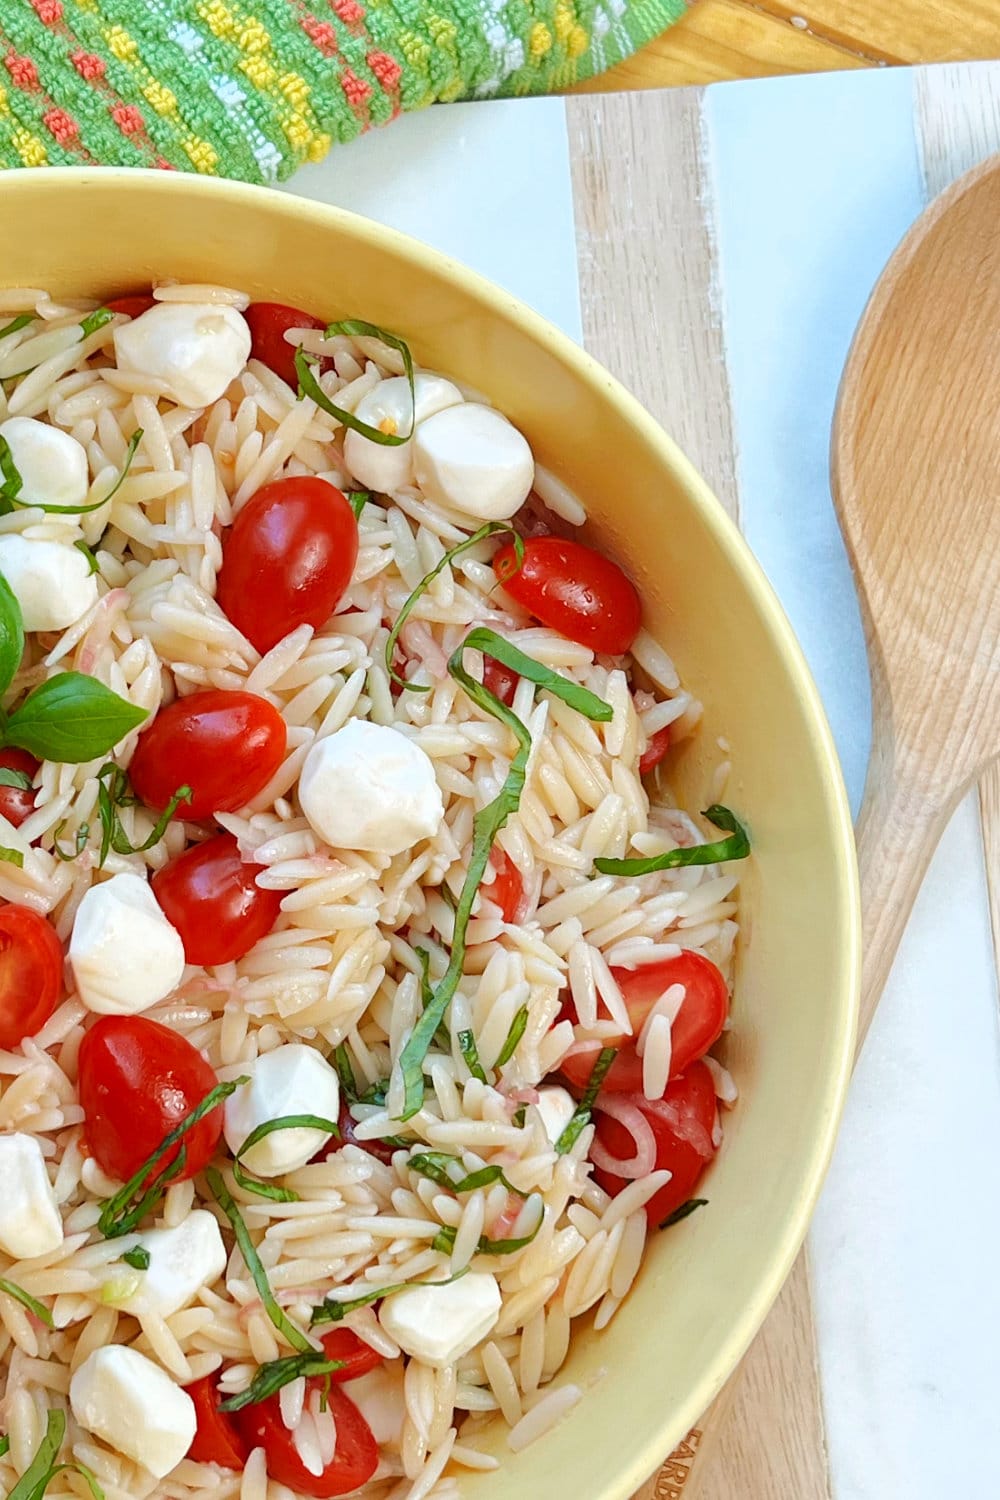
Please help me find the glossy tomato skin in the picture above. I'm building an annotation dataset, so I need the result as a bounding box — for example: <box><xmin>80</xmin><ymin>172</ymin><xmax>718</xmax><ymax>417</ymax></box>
<box><xmin>0</xmin><ymin>748</ymin><xmax>40</xmax><ymax>828</ymax></box>
<box><xmin>330</xmin><ymin>1097</ymin><xmax>397</xmax><ymax>1166</ymax></box>
<box><xmin>245</xmin><ymin>302</ymin><xmax>324</xmax><ymax>389</ymax></box>
<box><xmin>106</xmin><ymin>295</ymin><xmax>157</xmax><ymax>318</ymax></box>
<box><xmin>493</xmin><ymin>536</ymin><xmax>642</xmax><ymax>656</ymax></box>
<box><xmin>482</xmin><ymin>654</ymin><xmax>518</xmax><ymax>707</ymax></box>
<box><xmin>130</xmin><ymin>690</ymin><xmax>286</xmax><ymax>819</ymax></box>
<box><xmin>216</xmin><ymin>477</ymin><xmax>359</xmax><ymax>654</ymax></box>
<box><xmin>638</xmin><ymin>725</ymin><xmax>672</xmax><ymax>776</ymax></box>
<box><xmin>152</xmin><ymin>833</ymin><xmax>283</xmax><ymax>966</ymax></box>
<box><xmin>185</xmin><ymin>1377</ymin><xmax>249</xmax><ymax>1469</ymax></box>
<box><xmin>593</xmin><ymin>1060</ymin><xmax>718</xmax><ymax>1226</ymax></box>
<box><xmin>319</xmin><ymin>1328</ymin><xmax>383</xmax><ymax>1383</ymax></box>
<box><xmin>234</xmin><ymin>1382</ymin><xmax>378</xmax><ymax>1498</ymax></box>
<box><xmin>487</xmin><ymin>848</ymin><xmax>525</xmax><ymax>923</ymax></box>
<box><xmin>78</xmin><ymin>1015</ymin><xmax>223</xmax><ymax>1184</ymax></box>
<box><xmin>0</xmin><ymin>906</ymin><xmax>64</xmax><ymax>1050</ymax></box>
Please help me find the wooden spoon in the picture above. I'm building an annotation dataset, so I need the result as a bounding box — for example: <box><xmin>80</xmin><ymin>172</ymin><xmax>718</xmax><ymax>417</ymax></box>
<box><xmin>639</xmin><ymin>150</ymin><xmax>1000</xmax><ymax>1500</ymax></box>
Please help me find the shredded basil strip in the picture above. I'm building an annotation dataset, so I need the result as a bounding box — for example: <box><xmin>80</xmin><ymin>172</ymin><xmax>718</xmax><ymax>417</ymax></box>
<box><xmin>659</xmin><ymin>1198</ymin><xmax>708</xmax><ymax>1231</ymax></box>
<box><xmin>0</xmin><ymin>437</ymin><xmax>22</xmax><ymax>505</ymax></box>
<box><xmin>457</xmin><ymin>1029</ymin><xmax>487</xmax><ymax>1084</ymax></box>
<box><xmin>96</xmin><ymin>761</ymin><xmax>190</xmax><ymax>866</ymax></box>
<box><xmin>99</xmin><ymin>1077</ymin><xmax>248</xmax><ymax>1238</ymax></box>
<box><xmin>6</xmin><ymin>1409</ymin><xmax>106</xmax><ymax>1500</ymax></box>
<box><xmin>384</xmin><ymin>523</ymin><xmax>519</xmax><ymax>692</ymax></box>
<box><xmin>0</xmin><ymin>767</ymin><xmax>31</xmax><ymax>791</ymax></box>
<box><xmin>594</xmin><ymin>804</ymin><xmax>750</xmax><ymax>876</ymax></box>
<box><xmin>408</xmin><ymin>1150</ymin><xmax>527</xmax><ymax>1199</ymax></box>
<box><xmin>52</xmin><ymin>820</ymin><xmax>88</xmax><ymax>861</ymax></box>
<box><xmin>79</xmin><ymin>308</ymin><xmax>114</xmax><ymax>340</ymax></box>
<box><xmin>348</xmin><ymin>490</ymin><xmax>370</xmax><ymax>520</ymax></box>
<box><xmin>395</xmin><ymin>629</ymin><xmax>612</xmax><ymax>1120</ymax></box>
<box><xmin>0</xmin><ymin>314</ymin><xmax>32</xmax><ymax>340</ymax></box>
<box><xmin>120</xmin><ymin>1245</ymin><xmax>150</xmax><ymax>1270</ymax></box>
<box><xmin>310</xmin><ymin>1270</ymin><xmax>467</xmax><ymax>1328</ymax></box>
<box><xmin>0</xmin><ymin>1433</ymin><xmax>8</xmax><ymax>1457</ymax></box>
<box><xmin>4</xmin><ymin>673</ymin><xmax>148</xmax><ymax>764</ymax></box>
<box><xmin>0</xmin><ymin>846</ymin><xmax>24</xmax><ymax>869</ymax></box>
<box><xmin>555</xmin><ymin>1046</ymin><xmax>617</xmax><ymax>1155</ymax></box>
<box><xmin>9</xmin><ymin>429</ymin><xmax>142</xmax><ymax>517</ymax></box>
<box><xmin>218</xmin><ymin>1352</ymin><xmax>346</xmax><ymax>1413</ymax></box>
<box><xmin>332</xmin><ymin>1042</ymin><xmax>357</xmax><ymax>1097</ymax></box>
<box><xmin>206</xmin><ymin>1166</ymin><xmax>312</xmax><ymax>1353</ymax></box>
<box><xmin>431</xmin><ymin>1212</ymin><xmax>542</xmax><ymax>1258</ymax></box>
<box><xmin>0</xmin><ymin>571</ymin><xmax>25</xmax><ymax>699</ymax></box>
<box><xmin>494</xmin><ymin>1005</ymin><xmax>528</xmax><ymax>1069</ymax></box>
<box><xmin>512</xmin><ymin>1104</ymin><xmax>527</xmax><ymax>1129</ymax></box>
<box><xmin>0</xmin><ymin>1277</ymin><xmax>53</xmax><ymax>1327</ymax></box>
<box><xmin>295</xmin><ymin>317</ymin><xmax>415</xmax><ymax>447</ymax></box>
<box><xmin>232</xmin><ymin>1114</ymin><xmax>340</xmax><ymax>1204</ymax></box>
<box><xmin>74</xmin><ymin>540</ymin><xmax>100</xmax><ymax>576</ymax></box>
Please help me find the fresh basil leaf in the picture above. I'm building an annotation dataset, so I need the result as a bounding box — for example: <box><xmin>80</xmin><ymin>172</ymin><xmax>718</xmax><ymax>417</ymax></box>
<box><xmin>96</xmin><ymin>761</ymin><xmax>190</xmax><ymax>866</ymax></box>
<box><xmin>348</xmin><ymin>490</ymin><xmax>370</xmax><ymax>520</ymax></box>
<box><xmin>593</xmin><ymin>804</ymin><xmax>750</xmax><ymax>876</ymax></box>
<box><xmin>0</xmin><ymin>767</ymin><xmax>32</xmax><ymax>790</ymax></box>
<box><xmin>5</xmin><ymin>674</ymin><xmax>148</xmax><ymax>763</ymax></box>
<box><xmin>0</xmin><ymin>1277</ymin><xmax>53</xmax><ymax>1327</ymax></box>
<box><xmin>74</xmin><ymin>540</ymin><xmax>100</xmax><ymax>576</ymax></box>
<box><xmin>384</xmin><ymin>523</ymin><xmax>518</xmax><ymax>692</ymax></box>
<box><xmin>659</xmin><ymin>1198</ymin><xmax>708</xmax><ymax>1231</ymax></box>
<box><xmin>206</xmin><ymin>1166</ymin><xmax>312</xmax><ymax>1353</ymax></box>
<box><xmin>23</xmin><ymin>429</ymin><xmax>142</xmax><ymax>516</ymax></box>
<box><xmin>0</xmin><ymin>1433</ymin><xmax>8</xmax><ymax>1456</ymax></box>
<box><xmin>457</xmin><ymin>1029</ymin><xmax>488</xmax><ymax>1084</ymax></box>
<box><xmin>0</xmin><ymin>570</ymin><xmax>25</xmax><ymax>700</ymax></box>
<box><xmin>431</xmin><ymin>1202</ymin><xmax>542</xmax><ymax>1257</ymax></box>
<box><xmin>218</xmin><ymin>1351</ymin><xmax>345</xmax><ymax>1413</ymax></box>
<box><xmin>98</xmin><ymin>1078</ymin><xmax>248</xmax><ymax>1238</ymax></box>
<box><xmin>296</xmin><ymin>315</ymin><xmax>416</xmax><ymax>447</ymax></box>
<box><xmin>0</xmin><ymin>436</ymin><xmax>23</xmax><ymax>505</ymax></box>
<box><xmin>408</xmin><ymin>1150</ymin><xmax>527</xmax><ymax>1199</ymax></box>
<box><xmin>512</xmin><ymin>1103</ymin><xmax>527</xmax><ymax>1129</ymax></box>
<box><xmin>120</xmin><ymin>1245</ymin><xmax>150</xmax><ymax>1270</ymax></box>
<box><xmin>231</xmin><ymin>1114</ymin><xmax>340</xmax><ymax>1204</ymax></box>
<box><xmin>310</xmin><ymin>1270</ymin><xmax>467</xmax><ymax>1327</ymax></box>
<box><xmin>8</xmin><ymin>1408</ymin><xmax>65</xmax><ymax>1500</ymax></box>
<box><xmin>555</xmin><ymin>1046</ymin><xmax>617</xmax><ymax>1155</ymax></box>
<box><xmin>332</xmin><ymin>1043</ymin><xmax>358</xmax><ymax>1100</ymax></box>
<box><xmin>494</xmin><ymin>1005</ymin><xmax>528</xmax><ymax>1069</ymax></box>
<box><xmin>0</xmin><ymin>846</ymin><xmax>24</xmax><ymax>868</ymax></box>
<box><xmin>79</xmin><ymin>308</ymin><xmax>114</xmax><ymax>339</ymax></box>
<box><xmin>0</xmin><ymin>314</ymin><xmax>33</xmax><ymax>340</ymax></box>
<box><xmin>465</xmin><ymin>628</ymin><xmax>613</xmax><ymax>723</ymax></box>
<box><xmin>52</xmin><ymin>820</ymin><xmax>88</xmax><ymax>861</ymax></box>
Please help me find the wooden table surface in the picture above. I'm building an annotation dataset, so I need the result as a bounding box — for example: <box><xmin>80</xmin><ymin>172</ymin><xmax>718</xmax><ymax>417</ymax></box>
<box><xmin>579</xmin><ymin>0</ymin><xmax>1000</xmax><ymax>91</ymax></box>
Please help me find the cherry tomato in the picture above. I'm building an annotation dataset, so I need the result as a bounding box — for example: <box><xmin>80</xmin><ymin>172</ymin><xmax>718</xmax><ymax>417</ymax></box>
<box><xmin>234</xmin><ymin>1382</ymin><xmax>378</xmax><ymax>1498</ymax></box>
<box><xmin>185</xmin><ymin>1377</ymin><xmax>249</xmax><ymax>1469</ymax></box>
<box><xmin>216</xmin><ymin>477</ymin><xmax>359</xmax><ymax>654</ymax></box>
<box><xmin>245</xmin><ymin>301</ymin><xmax>325</xmax><ymax>389</ymax></box>
<box><xmin>560</xmin><ymin>952</ymin><xmax>728</xmax><ymax>1095</ymax></box>
<box><xmin>78</xmin><ymin>1015</ymin><xmax>223</xmax><ymax>1184</ymax></box>
<box><xmin>639</xmin><ymin>725</ymin><xmax>672</xmax><ymax>776</ymax></box>
<box><xmin>319</xmin><ymin>1328</ymin><xmax>383</xmax><ymax>1383</ymax></box>
<box><xmin>593</xmin><ymin>1060</ymin><xmax>718</xmax><ymax>1226</ymax></box>
<box><xmin>329</xmin><ymin>1097</ymin><xmax>397</xmax><ymax>1166</ymax></box>
<box><xmin>482</xmin><ymin>654</ymin><xmax>518</xmax><ymax>707</ymax></box>
<box><xmin>106</xmin><ymin>295</ymin><xmax>156</xmax><ymax>318</ymax></box>
<box><xmin>487</xmin><ymin>848</ymin><xmax>525</xmax><ymax>923</ymax></box>
<box><xmin>130</xmin><ymin>689</ymin><xmax>286</xmax><ymax>820</ymax></box>
<box><xmin>493</xmin><ymin>536</ymin><xmax>642</xmax><ymax>655</ymax></box>
<box><xmin>0</xmin><ymin>906</ymin><xmax>64</xmax><ymax>1050</ymax></box>
<box><xmin>152</xmin><ymin>833</ymin><xmax>283</xmax><ymax>966</ymax></box>
<box><xmin>0</xmin><ymin>748</ymin><xmax>40</xmax><ymax>828</ymax></box>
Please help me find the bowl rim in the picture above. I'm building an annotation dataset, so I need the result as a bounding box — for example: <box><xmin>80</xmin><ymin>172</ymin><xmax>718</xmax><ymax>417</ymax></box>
<box><xmin>8</xmin><ymin>166</ymin><xmax>862</xmax><ymax>1488</ymax></box>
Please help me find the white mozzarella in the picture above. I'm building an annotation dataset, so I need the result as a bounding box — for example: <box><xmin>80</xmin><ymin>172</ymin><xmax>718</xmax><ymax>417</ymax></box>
<box><xmin>0</xmin><ymin>417</ymin><xmax>89</xmax><ymax>510</ymax></box>
<box><xmin>343</xmin><ymin>373</ymin><xmax>463</xmax><ymax>494</ymax></box>
<box><xmin>223</xmin><ymin>1044</ymin><xmax>339</xmax><ymax>1178</ymax></box>
<box><xmin>113</xmin><ymin>302</ymin><xmax>250</xmax><ymax>407</ymax></box>
<box><xmin>0</xmin><ymin>1132</ymin><xmax>63</xmax><ymax>1259</ymax></box>
<box><xmin>0</xmin><ymin>533</ymin><xmax>98</xmax><ymax>631</ymax></box>
<box><xmin>534</xmin><ymin>1085</ymin><xmax>576</xmax><ymax>1146</ymax></box>
<box><xmin>111</xmin><ymin>1211</ymin><xmax>227</xmax><ymax>1319</ymax></box>
<box><xmin>413</xmin><ymin>404</ymin><xmax>533</xmax><ymax>521</ymax></box>
<box><xmin>70</xmin><ymin>1345</ymin><xmax>196</xmax><ymax>1479</ymax></box>
<box><xmin>378</xmin><ymin>1273</ymin><xmax>501</xmax><ymax>1366</ymax></box>
<box><xmin>299</xmin><ymin>720</ymin><xmax>443</xmax><ymax>856</ymax></box>
<box><xmin>343</xmin><ymin>1362</ymin><xmax>406</xmax><ymax>1445</ymax></box>
<box><xmin>69</xmin><ymin>872</ymin><xmax>185</xmax><ymax>1016</ymax></box>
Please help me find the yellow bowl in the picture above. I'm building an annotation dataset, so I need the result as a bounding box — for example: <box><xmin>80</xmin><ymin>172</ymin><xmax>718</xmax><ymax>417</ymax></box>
<box><xmin>0</xmin><ymin>169</ymin><xmax>860</xmax><ymax>1497</ymax></box>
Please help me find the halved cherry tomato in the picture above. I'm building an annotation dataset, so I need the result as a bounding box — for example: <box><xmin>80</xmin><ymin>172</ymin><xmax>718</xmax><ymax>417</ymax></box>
<box><xmin>638</xmin><ymin>724</ymin><xmax>672</xmax><ymax>776</ymax></box>
<box><xmin>233</xmin><ymin>1382</ymin><xmax>378</xmax><ymax>1498</ymax></box>
<box><xmin>0</xmin><ymin>906</ymin><xmax>64</xmax><ymax>1050</ymax></box>
<box><xmin>592</xmin><ymin>1060</ymin><xmax>718</xmax><ymax>1226</ymax></box>
<box><xmin>319</xmin><ymin>1327</ymin><xmax>383</xmax><ymax>1383</ymax></box>
<box><xmin>78</xmin><ymin>1015</ymin><xmax>223</xmax><ymax>1184</ymax></box>
<box><xmin>152</xmin><ymin>832</ymin><xmax>283</xmax><ymax>966</ymax></box>
<box><xmin>245</xmin><ymin>301</ymin><xmax>325</xmax><ymax>389</ymax></box>
<box><xmin>482</xmin><ymin>654</ymin><xmax>518</xmax><ymax>707</ymax></box>
<box><xmin>129</xmin><ymin>689</ymin><xmax>286</xmax><ymax>819</ymax></box>
<box><xmin>493</xmin><ymin>536</ymin><xmax>642</xmax><ymax>655</ymax></box>
<box><xmin>330</xmin><ymin>1097</ymin><xmax>397</xmax><ymax>1166</ymax></box>
<box><xmin>487</xmin><ymin>848</ymin><xmax>525</xmax><ymax>923</ymax></box>
<box><xmin>0</xmin><ymin>748</ymin><xmax>40</xmax><ymax>828</ymax></box>
<box><xmin>185</xmin><ymin>1376</ymin><xmax>249</xmax><ymax>1470</ymax></box>
<box><xmin>560</xmin><ymin>951</ymin><xmax>728</xmax><ymax>1095</ymax></box>
<box><xmin>105</xmin><ymin>295</ymin><xmax>156</xmax><ymax>318</ymax></box>
<box><xmin>217</xmin><ymin>477</ymin><xmax>359</xmax><ymax>654</ymax></box>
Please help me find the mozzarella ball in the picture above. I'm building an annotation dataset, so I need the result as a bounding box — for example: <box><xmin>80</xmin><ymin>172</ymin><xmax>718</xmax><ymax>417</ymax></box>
<box><xmin>379</xmin><ymin>1273</ymin><xmax>501</xmax><ymax>1366</ymax></box>
<box><xmin>70</xmin><ymin>1345</ymin><xmax>196</xmax><ymax>1479</ymax></box>
<box><xmin>0</xmin><ymin>417</ymin><xmax>89</xmax><ymax>510</ymax></box>
<box><xmin>223</xmin><ymin>1044</ymin><xmax>340</xmax><ymax>1177</ymax></box>
<box><xmin>413</xmin><ymin>404</ymin><xmax>533</xmax><ymax>521</ymax></box>
<box><xmin>534</xmin><ymin>1085</ymin><xmax>577</xmax><ymax>1145</ymax></box>
<box><xmin>343</xmin><ymin>1363</ymin><xmax>406</xmax><ymax>1445</ymax></box>
<box><xmin>111</xmin><ymin>1212</ymin><xmax>227</xmax><ymax>1320</ymax></box>
<box><xmin>0</xmin><ymin>1132</ymin><xmax>63</xmax><ymax>1259</ymax></box>
<box><xmin>343</xmin><ymin>373</ymin><xmax>463</xmax><ymax>494</ymax></box>
<box><xmin>113</xmin><ymin>302</ymin><xmax>250</xmax><ymax>407</ymax></box>
<box><xmin>299</xmin><ymin>720</ymin><xmax>443</xmax><ymax>856</ymax></box>
<box><xmin>0</xmin><ymin>533</ymin><xmax>98</xmax><ymax>631</ymax></box>
<box><xmin>69</xmin><ymin>872</ymin><xmax>185</xmax><ymax>1016</ymax></box>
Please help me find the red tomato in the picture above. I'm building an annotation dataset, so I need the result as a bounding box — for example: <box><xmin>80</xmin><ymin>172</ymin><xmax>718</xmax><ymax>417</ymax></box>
<box><xmin>130</xmin><ymin>690</ymin><xmax>286</xmax><ymax>820</ymax></box>
<box><xmin>482</xmin><ymin>654</ymin><xmax>518</xmax><ymax>707</ymax></box>
<box><xmin>106</xmin><ymin>295</ymin><xmax>157</xmax><ymax>318</ymax></box>
<box><xmin>319</xmin><ymin>1328</ymin><xmax>383</xmax><ymax>1383</ymax></box>
<box><xmin>152</xmin><ymin>833</ymin><xmax>283</xmax><ymax>966</ymax></box>
<box><xmin>234</xmin><ymin>1383</ymin><xmax>378</xmax><ymax>1498</ymax></box>
<box><xmin>487</xmin><ymin>848</ymin><xmax>525</xmax><ymax>923</ymax></box>
<box><xmin>245</xmin><ymin>301</ymin><xmax>325</xmax><ymax>389</ymax></box>
<box><xmin>560</xmin><ymin>952</ymin><xmax>728</xmax><ymax>1095</ymax></box>
<box><xmin>493</xmin><ymin>536</ymin><xmax>642</xmax><ymax>655</ymax></box>
<box><xmin>185</xmin><ymin>1377</ymin><xmax>249</xmax><ymax>1469</ymax></box>
<box><xmin>593</xmin><ymin>1060</ymin><xmax>718</xmax><ymax>1225</ymax></box>
<box><xmin>216</xmin><ymin>477</ymin><xmax>359</xmax><ymax>654</ymax></box>
<box><xmin>638</xmin><ymin>725</ymin><xmax>672</xmax><ymax>776</ymax></box>
<box><xmin>330</xmin><ymin>1097</ymin><xmax>397</xmax><ymax>1166</ymax></box>
<box><xmin>78</xmin><ymin>1015</ymin><xmax>223</xmax><ymax>1184</ymax></box>
<box><xmin>0</xmin><ymin>748</ymin><xmax>39</xmax><ymax>828</ymax></box>
<box><xmin>0</xmin><ymin>906</ymin><xmax>64</xmax><ymax>1050</ymax></box>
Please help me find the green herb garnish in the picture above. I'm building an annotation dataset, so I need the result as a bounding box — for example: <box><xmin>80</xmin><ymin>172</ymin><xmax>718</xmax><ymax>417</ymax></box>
<box><xmin>310</xmin><ymin>1270</ymin><xmax>467</xmax><ymax>1327</ymax></box>
<box><xmin>52</xmin><ymin>820</ymin><xmax>88</xmax><ymax>861</ymax></box>
<box><xmin>431</xmin><ymin>1204</ymin><xmax>542</xmax><ymax>1258</ymax></box>
<box><xmin>0</xmin><ymin>428</ymin><xmax>142</xmax><ymax>518</ymax></box>
<box><xmin>0</xmin><ymin>1433</ymin><xmax>8</xmax><ymax>1457</ymax></box>
<box><xmin>332</xmin><ymin>1042</ymin><xmax>357</xmax><ymax>1097</ymax></box>
<box><xmin>0</xmin><ymin>438</ymin><xmax>21</xmax><ymax>503</ymax></box>
<box><xmin>295</xmin><ymin>318</ymin><xmax>414</xmax><ymax>446</ymax></box>
<box><xmin>95</xmin><ymin>761</ymin><xmax>190</xmax><ymax>866</ymax></box>
<box><xmin>0</xmin><ymin>846</ymin><xmax>24</xmax><ymax>869</ymax></box>
<box><xmin>0</xmin><ymin>572</ymin><xmax>24</xmax><ymax>695</ymax></box>
<box><xmin>659</xmin><ymin>1198</ymin><xmax>708</xmax><ymax>1231</ymax></box>
<box><xmin>8</xmin><ymin>1409</ymin><xmax>105</xmax><ymax>1500</ymax></box>
<box><xmin>218</xmin><ymin>1350</ymin><xmax>346</xmax><ymax>1413</ymax></box>
<box><xmin>120</xmin><ymin>1245</ymin><xmax>150</xmax><ymax>1270</ymax></box>
<box><xmin>555</xmin><ymin>1046</ymin><xmax>616</xmax><ymax>1155</ymax></box>
<box><xmin>348</xmin><ymin>490</ymin><xmax>370</xmax><ymax>520</ymax></box>
<box><xmin>594</xmin><ymin>805</ymin><xmax>750</xmax><ymax>876</ymax></box>
<box><xmin>79</xmin><ymin>308</ymin><xmax>114</xmax><ymax>340</ymax></box>
<box><xmin>0</xmin><ymin>314</ymin><xmax>33</xmax><ymax>340</ymax></box>
<box><xmin>232</xmin><ymin>1114</ymin><xmax>340</xmax><ymax>1204</ymax></box>
<box><xmin>74</xmin><ymin>540</ymin><xmax>100</xmax><ymax>576</ymax></box>
<box><xmin>0</xmin><ymin>1278</ymin><xmax>53</xmax><ymax>1327</ymax></box>
<box><xmin>206</xmin><ymin>1166</ymin><xmax>312</xmax><ymax>1353</ymax></box>
<box><xmin>3</xmin><ymin>674</ymin><xmax>148</xmax><ymax>764</ymax></box>
<box><xmin>494</xmin><ymin>1005</ymin><xmax>528</xmax><ymax>1068</ymax></box>
<box><xmin>408</xmin><ymin>1150</ymin><xmax>527</xmax><ymax>1199</ymax></box>
<box><xmin>0</xmin><ymin>768</ymin><xmax>32</xmax><ymax>792</ymax></box>
<box><xmin>457</xmin><ymin>1029</ymin><xmax>487</xmax><ymax>1084</ymax></box>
